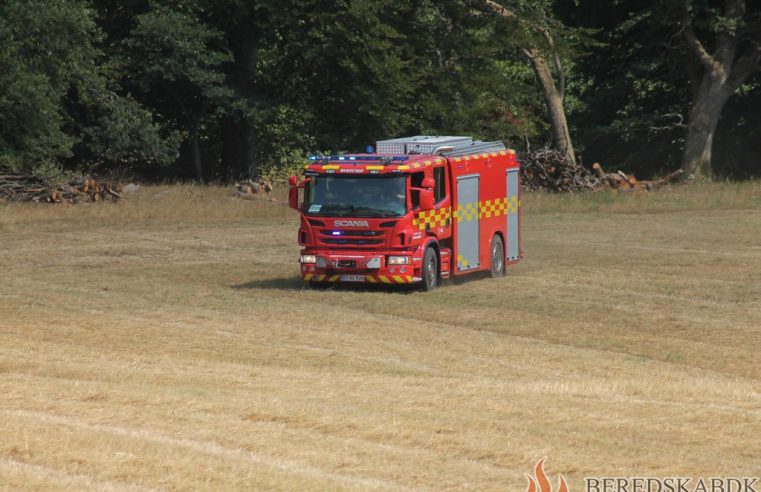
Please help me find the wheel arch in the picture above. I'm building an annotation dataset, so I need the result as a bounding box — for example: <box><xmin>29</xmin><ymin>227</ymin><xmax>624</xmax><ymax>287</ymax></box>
<box><xmin>424</xmin><ymin>238</ymin><xmax>441</xmax><ymax>272</ymax></box>
<box><xmin>487</xmin><ymin>228</ymin><xmax>506</xmax><ymax>269</ymax></box>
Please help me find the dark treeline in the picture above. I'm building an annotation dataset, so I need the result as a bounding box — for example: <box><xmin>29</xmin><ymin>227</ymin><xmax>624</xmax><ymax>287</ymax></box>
<box><xmin>1</xmin><ymin>0</ymin><xmax>759</xmax><ymax>182</ymax></box>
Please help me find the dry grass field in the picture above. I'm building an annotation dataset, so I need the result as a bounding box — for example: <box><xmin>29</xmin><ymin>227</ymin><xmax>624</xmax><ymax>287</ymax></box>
<box><xmin>1</xmin><ymin>182</ymin><xmax>760</xmax><ymax>491</ymax></box>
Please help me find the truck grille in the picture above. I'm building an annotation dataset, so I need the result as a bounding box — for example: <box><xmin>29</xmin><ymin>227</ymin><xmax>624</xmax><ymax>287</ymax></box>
<box><xmin>321</xmin><ymin>238</ymin><xmax>384</xmax><ymax>246</ymax></box>
<box><xmin>320</xmin><ymin>230</ymin><xmax>383</xmax><ymax>237</ymax></box>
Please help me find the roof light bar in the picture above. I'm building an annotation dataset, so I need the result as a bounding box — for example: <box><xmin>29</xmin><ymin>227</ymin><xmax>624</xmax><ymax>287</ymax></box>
<box><xmin>306</xmin><ymin>155</ymin><xmax>410</xmax><ymax>163</ymax></box>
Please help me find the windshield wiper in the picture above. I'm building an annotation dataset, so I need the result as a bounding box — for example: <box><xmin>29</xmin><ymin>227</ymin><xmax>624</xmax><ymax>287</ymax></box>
<box><xmin>308</xmin><ymin>204</ymin><xmax>403</xmax><ymax>218</ymax></box>
<box><xmin>352</xmin><ymin>207</ymin><xmax>403</xmax><ymax>217</ymax></box>
<box><xmin>311</xmin><ymin>204</ymin><xmax>355</xmax><ymax>217</ymax></box>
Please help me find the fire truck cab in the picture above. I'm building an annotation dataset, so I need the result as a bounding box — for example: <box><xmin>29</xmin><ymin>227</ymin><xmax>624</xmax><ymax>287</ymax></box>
<box><xmin>288</xmin><ymin>136</ymin><xmax>522</xmax><ymax>290</ymax></box>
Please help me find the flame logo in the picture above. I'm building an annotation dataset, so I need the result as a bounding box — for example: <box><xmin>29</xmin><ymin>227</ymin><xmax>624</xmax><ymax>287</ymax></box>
<box><xmin>525</xmin><ymin>457</ymin><xmax>569</xmax><ymax>492</ymax></box>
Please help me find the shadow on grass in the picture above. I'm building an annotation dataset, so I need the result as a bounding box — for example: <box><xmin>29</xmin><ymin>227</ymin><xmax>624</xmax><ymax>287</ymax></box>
<box><xmin>232</xmin><ymin>276</ymin><xmax>417</xmax><ymax>294</ymax></box>
<box><xmin>444</xmin><ymin>271</ymin><xmax>493</xmax><ymax>287</ymax></box>
<box><xmin>232</xmin><ymin>277</ymin><xmax>303</xmax><ymax>290</ymax></box>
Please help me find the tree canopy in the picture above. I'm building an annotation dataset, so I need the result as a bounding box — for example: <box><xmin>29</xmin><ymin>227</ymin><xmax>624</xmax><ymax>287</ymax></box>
<box><xmin>1</xmin><ymin>0</ymin><xmax>759</xmax><ymax>181</ymax></box>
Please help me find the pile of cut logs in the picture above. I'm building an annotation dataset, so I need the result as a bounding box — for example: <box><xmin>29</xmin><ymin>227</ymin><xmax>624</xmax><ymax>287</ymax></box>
<box><xmin>234</xmin><ymin>178</ymin><xmax>273</xmax><ymax>200</ymax></box>
<box><xmin>591</xmin><ymin>163</ymin><xmax>683</xmax><ymax>192</ymax></box>
<box><xmin>521</xmin><ymin>149</ymin><xmax>599</xmax><ymax>192</ymax></box>
<box><xmin>520</xmin><ymin>148</ymin><xmax>683</xmax><ymax>192</ymax></box>
<box><xmin>0</xmin><ymin>167</ymin><xmax>122</xmax><ymax>204</ymax></box>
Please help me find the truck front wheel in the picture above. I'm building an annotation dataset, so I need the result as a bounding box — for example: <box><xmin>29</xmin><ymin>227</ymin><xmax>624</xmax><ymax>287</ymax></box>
<box><xmin>421</xmin><ymin>247</ymin><xmax>438</xmax><ymax>291</ymax></box>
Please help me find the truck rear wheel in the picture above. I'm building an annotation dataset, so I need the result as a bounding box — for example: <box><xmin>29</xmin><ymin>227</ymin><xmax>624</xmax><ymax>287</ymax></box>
<box><xmin>490</xmin><ymin>235</ymin><xmax>505</xmax><ymax>278</ymax></box>
<box><xmin>421</xmin><ymin>247</ymin><xmax>438</xmax><ymax>291</ymax></box>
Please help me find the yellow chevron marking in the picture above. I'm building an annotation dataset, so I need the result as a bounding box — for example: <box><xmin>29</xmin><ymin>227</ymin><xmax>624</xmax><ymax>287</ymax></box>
<box><xmin>366</xmin><ymin>276</ymin><xmax>377</xmax><ymax>283</ymax></box>
<box><xmin>508</xmin><ymin>149</ymin><xmax>516</xmax><ymax>154</ymax></box>
<box><xmin>322</xmin><ymin>165</ymin><xmax>339</xmax><ymax>170</ymax></box>
<box><xmin>303</xmin><ymin>274</ymin><xmax>312</xmax><ymax>281</ymax></box>
<box><xmin>414</xmin><ymin>206</ymin><xmax>451</xmax><ymax>231</ymax></box>
<box><xmin>378</xmin><ymin>275</ymin><xmax>391</xmax><ymax>284</ymax></box>
<box><xmin>397</xmin><ymin>165</ymin><xmax>410</xmax><ymax>171</ymax></box>
<box><xmin>366</xmin><ymin>165</ymin><xmax>384</xmax><ymax>171</ymax></box>
<box><xmin>392</xmin><ymin>275</ymin><xmax>404</xmax><ymax>283</ymax></box>
<box><xmin>327</xmin><ymin>275</ymin><xmax>339</xmax><ymax>282</ymax></box>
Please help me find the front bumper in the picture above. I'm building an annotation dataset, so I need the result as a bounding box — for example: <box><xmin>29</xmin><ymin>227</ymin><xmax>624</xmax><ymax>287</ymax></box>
<box><xmin>302</xmin><ymin>272</ymin><xmax>417</xmax><ymax>284</ymax></box>
<box><xmin>300</xmin><ymin>250</ymin><xmax>420</xmax><ymax>284</ymax></box>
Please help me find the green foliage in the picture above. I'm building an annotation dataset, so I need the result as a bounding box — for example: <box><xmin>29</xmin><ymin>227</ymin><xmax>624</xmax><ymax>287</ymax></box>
<box><xmin>407</xmin><ymin>1</ymin><xmax>545</xmax><ymax>144</ymax></box>
<box><xmin>0</xmin><ymin>0</ymin><xmax>90</xmax><ymax>176</ymax></box>
<box><xmin>0</xmin><ymin>0</ymin><xmax>185</xmax><ymax>177</ymax></box>
<box><xmin>2</xmin><ymin>0</ymin><xmax>760</xmax><ymax>181</ymax></box>
<box><xmin>257</xmin><ymin>0</ymin><xmax>418</xmax><ymax>150</ymax></box>
<box><xmin>76</xmin><ymin>91</ymin><xmax>182</xmax><ymax>168</ymax></box>
<box><xmin>255</xmin><ymin>105</ymin><xmax>316</xmax><ymax>182</ymax></box>
<box><xmin>564</xmin><ymin>0</ymin><xmax>761</xmax><ymax>178</ymax></box>
<box><xmin>121</xmin><ymin>4</ymin><xmax>232</xmax><ymax>100</ymax></box>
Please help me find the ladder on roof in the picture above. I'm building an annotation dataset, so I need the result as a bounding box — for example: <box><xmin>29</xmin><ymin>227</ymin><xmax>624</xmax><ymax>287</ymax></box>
<box><xmin>375</xmin><ymin>136</ymin><xmax>506</xmax><ymax>157</ymax></box>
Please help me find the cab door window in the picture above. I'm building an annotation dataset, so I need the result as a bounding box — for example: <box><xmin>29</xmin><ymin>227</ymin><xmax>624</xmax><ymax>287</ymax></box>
<box><xmin>410</xmin><ymin>171</ymin><xmax>424</xmax><ymax>208</ymax></box>
<box><xmin>434</xmin><ymin>166</ymin><xmax>446</xmax><ymax>204</ymax></box>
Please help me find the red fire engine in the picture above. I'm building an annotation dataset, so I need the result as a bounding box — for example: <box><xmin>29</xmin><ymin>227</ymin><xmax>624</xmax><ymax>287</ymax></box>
<box><xmin>288</xmin><ymin>136</ymin><xmax>522</xmax><ymax>290</ymax></box>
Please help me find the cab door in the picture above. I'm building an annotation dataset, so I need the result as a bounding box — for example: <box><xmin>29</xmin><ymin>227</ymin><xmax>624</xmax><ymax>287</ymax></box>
<box><xmin>432</xmin><ymin>165</ymin><xmax>452</xmax><ymax>239</ymax></box>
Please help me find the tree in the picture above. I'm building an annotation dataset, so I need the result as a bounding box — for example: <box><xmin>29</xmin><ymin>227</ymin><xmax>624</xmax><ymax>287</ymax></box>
<box><xmin>400</xmin><ymin>0</ymin><xmax>544</xmax><ymax>143</ymax></box>
<box><xmin>675</xmin><ymin>0</ymin><xmax>761</xmax><ymax>178</ymax></box>
<box><xmin>558</xmin><ymin>0</ymin><xmax>690</xmax><ymax>177</ymax></box>
<box><xmin>119</xmin><ymin>3</ymin><xmax>234</xmax><ymax>181</ymax></box>
<box><xmin>0</xmin><ymin>0</ymin><xmax>179</xmax><ymax>177</ymax></box>
<box><xmin>477</xmin><ymin>0</ymin><xmax>580</xmax><ymax>164</ymax></box>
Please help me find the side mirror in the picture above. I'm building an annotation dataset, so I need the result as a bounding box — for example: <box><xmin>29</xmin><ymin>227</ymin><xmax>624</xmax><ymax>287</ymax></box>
<box><xmin>419</xmin><ymin>188</ymin><xmax>435</xmax><ymax>210</ymax></box>
<box><xmin>288</xmin><ymin>175</ymin><xmax>299</xmax><ymax>210</ymax></box>
<box><xmin>421</xmin><ymin>177</ymin><xmax>435</xmax><ymax>189</ymax></box>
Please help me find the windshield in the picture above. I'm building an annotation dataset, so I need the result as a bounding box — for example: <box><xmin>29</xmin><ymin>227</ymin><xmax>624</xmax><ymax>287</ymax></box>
<box><xmin>305</xmin><ymin>175</ymin><xmax>407</xmax><ymax>217</ymax></box>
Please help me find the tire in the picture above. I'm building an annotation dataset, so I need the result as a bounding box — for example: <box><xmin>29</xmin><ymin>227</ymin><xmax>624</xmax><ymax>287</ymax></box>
<box><xmin>490</xmin><ymin>235</ymin><xmax>505</xmax><ymax>278</ymax></box>
<box><xmin>421</xmin><ymin>247</ymin><xmax>438</xmax><ymax>291</ymax></box>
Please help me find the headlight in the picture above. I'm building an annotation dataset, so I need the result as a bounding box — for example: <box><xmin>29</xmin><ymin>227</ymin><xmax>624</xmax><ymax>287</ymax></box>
<box><xmin>387</xmin><ymin>256</ymin><xmax>410</xmax><ymax>265</ymax></box>
<box><xmin>300</xmin><ymin>254</ymin><xmax>317</xmax><ymax>264</ymax></box>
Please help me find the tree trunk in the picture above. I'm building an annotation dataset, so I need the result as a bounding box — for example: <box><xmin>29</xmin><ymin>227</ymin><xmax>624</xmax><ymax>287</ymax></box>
<box><xmin>526</xmin><ymin>48</ymin><xmax>576</xmax><ymax>165</ymax></box>
<box><xmin>677</xmin><ymin>0</ymin><xmax>760</xmax><ymax>179</ymax></box>
<box><xmin>681</xmin><ymin>80</ymin><xmax>731</xmax><ymax>178</ymax></box>
<box><xmin>221</xmin><ymin>116</ymin><xmax>243</xmax><ymax>178</ymax></box>
<box><xmin>479</xmin><ymin>1</ymin><xmax>577</xmax><ymax>166</ymax></box>
<box><xmin>192</xmin><ymin>134</ymin><xmax>203</xmax><ymax>183</ymax></box>
<box><xmin>221</xmin><ymin>32</ymin><xmax>259</xmax><ymax>179</ymax></box>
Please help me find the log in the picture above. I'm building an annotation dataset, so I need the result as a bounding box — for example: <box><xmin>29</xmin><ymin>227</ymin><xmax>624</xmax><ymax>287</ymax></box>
<box><xmin>234</xmin><ymin>178</ymin><xmax>274</xmax><ymax>198</ymax></box>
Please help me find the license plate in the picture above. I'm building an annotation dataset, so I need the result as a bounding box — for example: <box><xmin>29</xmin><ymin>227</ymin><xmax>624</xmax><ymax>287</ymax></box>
<box><xmin>339</xmin><ymin>275</ymin><xmax>365</xmax><ymax>282</ymax></box>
